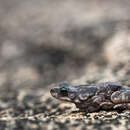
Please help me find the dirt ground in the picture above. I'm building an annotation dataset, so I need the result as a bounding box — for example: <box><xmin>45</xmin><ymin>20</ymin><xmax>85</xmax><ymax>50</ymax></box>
<box><xmin>0</xmin><ymin>83</ymin><xmax>130</xmax><ymax>130</ymax></box>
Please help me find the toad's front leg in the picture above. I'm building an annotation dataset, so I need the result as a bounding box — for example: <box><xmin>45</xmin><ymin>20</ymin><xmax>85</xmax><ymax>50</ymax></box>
<box><xmin>111</xmin><ymin>90</ymin><xmax>130</xmax><ymax>110</ymax></box>
<box><xmin>76</xmin><ymin>100</ymin><xmax>101</xmax><ymax>113</ymax></box>
<box><xmin>85</xmin><ymin>103</ymin><xmax>101</xmax><ymax>112</ymax></box>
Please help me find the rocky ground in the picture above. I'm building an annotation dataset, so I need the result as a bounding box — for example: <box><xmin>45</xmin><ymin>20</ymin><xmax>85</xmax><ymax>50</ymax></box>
<box><xmin>0</xmin><ymin>82</ymin><xmax>130</xmax><ymax>130</ymax></box>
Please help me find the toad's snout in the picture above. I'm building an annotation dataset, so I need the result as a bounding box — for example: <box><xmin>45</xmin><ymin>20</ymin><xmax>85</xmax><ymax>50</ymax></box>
<box><xmin>50</xmin><ymin>88</ymin><xmax>55</xmax><ymax>94</ymax></box>
<box><xmin>50</xmin><ymin>88</ymin><xmax>59</xmax><ymax>98</ymax></box>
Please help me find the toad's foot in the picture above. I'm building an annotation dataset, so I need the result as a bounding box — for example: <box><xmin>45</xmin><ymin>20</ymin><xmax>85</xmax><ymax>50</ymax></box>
<box><xmin>84</xmin><ymin>105</ymin><xmax>101</xmax><ymax>113</ymax></box>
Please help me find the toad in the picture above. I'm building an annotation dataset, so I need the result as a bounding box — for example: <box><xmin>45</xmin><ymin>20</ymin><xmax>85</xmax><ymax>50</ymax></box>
<box><xmin>50</xmin><ymin>82</ymin><xmax>130</xmax><ymax>112</ymax></box>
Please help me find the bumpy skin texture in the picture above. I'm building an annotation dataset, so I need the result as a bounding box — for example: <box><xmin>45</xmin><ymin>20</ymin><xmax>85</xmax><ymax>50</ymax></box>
<box><xmin>50</xmin><ymin>82</ymin><xmax>130</xmax><ymax>112</ymax></box>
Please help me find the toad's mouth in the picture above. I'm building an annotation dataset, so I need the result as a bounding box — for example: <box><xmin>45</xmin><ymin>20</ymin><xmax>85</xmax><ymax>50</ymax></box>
<box><xmin>51</xmin><ymin>92</ymin><xmax>58</xmax><ymax>98</ymax></box>
<box><xmin>50</xmin><ymin>89</ymin><xmax>73</xmax><ymax>102</ymax></box>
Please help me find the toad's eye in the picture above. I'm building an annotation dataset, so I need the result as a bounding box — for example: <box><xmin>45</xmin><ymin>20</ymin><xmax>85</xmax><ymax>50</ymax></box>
<box><xmin>60</xmin><ymin>87</ymin><xmax>68</xmax><ymax>96</ymax></box>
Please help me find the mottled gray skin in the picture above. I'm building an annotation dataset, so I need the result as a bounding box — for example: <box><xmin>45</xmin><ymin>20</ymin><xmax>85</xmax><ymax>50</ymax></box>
<box><xmin>50</xmin><ymin>82</ymin><xmax>130</xmax><ymax>112</ymax></box>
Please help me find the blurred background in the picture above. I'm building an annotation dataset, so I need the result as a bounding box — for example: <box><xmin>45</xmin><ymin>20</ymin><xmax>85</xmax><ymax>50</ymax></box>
<box><xmin>0</xmin><ymin>0</ymin><xmax>130</xmax><ymax>90</ymax></box>
<box><xmin>0</xmin><ymin>0</ymin><xmax>130</xmax><ymax>129</ymax></box>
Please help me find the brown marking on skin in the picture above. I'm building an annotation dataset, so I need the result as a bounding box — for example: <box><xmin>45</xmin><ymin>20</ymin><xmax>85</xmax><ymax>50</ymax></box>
<box><xmin>114</xmin><ymin>103</ymin><xmax>130</xmax><ymax>109</ymax></box>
